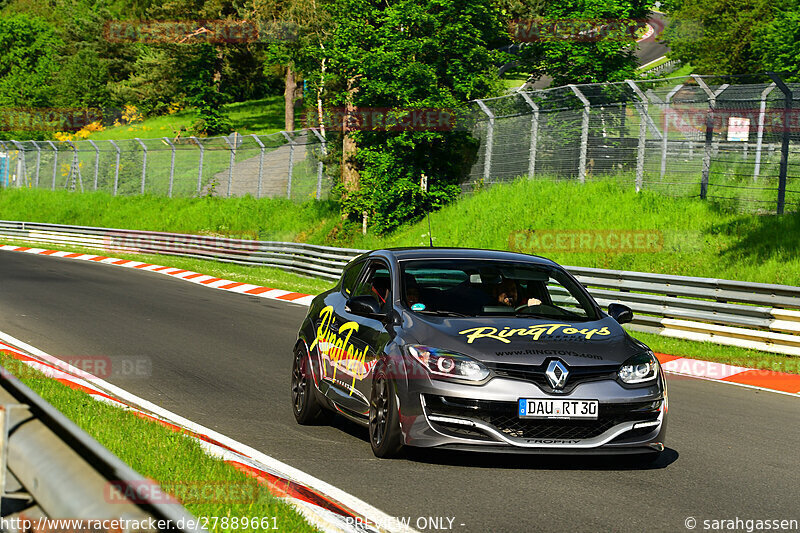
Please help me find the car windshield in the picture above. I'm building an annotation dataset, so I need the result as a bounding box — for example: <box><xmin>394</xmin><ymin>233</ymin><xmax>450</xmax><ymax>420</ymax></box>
<box><xmin>400</xmin><ymin>259</ymin><xmax>599</xmax><ymax>321</ymax></box>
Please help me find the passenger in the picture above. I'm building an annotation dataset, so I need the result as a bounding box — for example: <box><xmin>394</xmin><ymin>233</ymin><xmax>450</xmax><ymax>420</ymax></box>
<box><xmin>494</xmin><ymin>279</ymin><xmax>541</xmax><ymax>308</ymax></box>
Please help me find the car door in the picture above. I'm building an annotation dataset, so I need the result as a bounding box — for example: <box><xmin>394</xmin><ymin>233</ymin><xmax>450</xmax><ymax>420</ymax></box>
<box><xmin>331</xmin><ymin>258</ymin><xmax>394</xmax><ymax>415</ymax></box>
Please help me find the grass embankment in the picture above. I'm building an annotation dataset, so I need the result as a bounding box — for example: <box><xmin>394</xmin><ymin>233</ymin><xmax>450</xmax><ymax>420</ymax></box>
<box><xmin>2</xmin><ymin>180</ymin><xmax>800</xmax><ymax>372</ymax></box>
<box><xmin>88</xmin><ymin>97</ymin><xmax>286</xmax><ymax>141</ymax></box>
<box><xmin>0</xmin><ymin>351</ymin><xmax>318</xmax><ymax>533</ymax></box>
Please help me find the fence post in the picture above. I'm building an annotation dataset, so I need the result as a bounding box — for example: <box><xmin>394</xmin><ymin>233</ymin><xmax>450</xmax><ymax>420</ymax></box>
<box><xmin>251</xmin><ymin>134</ymin><xmax>265</xmax><ymax>199</ymax></box>
<box><xmin>661</xmin><ymin>84</ymin><xmax>683</xmax><ymax>180</ymax></box>
<box><xmin>519</xmin><ymin>92</ymin><xmax>540</xmax><ymax>179</ymax></box>
<box><xmin>45</xmin><ymin>140</ymin><xmax>58</xmax><ymax>190</ymax></box>
<box><xmin>281</xmin><ymin>131</ymin><xmax>296</xmax><ymax>199</ymax></box>
<box><xmin>30</xmin><ymin>141</ymin><xmax>41</xmax><ymax>187</ymax></box>
<box><xmin>310</xmin><ymin>128</ymin><xmax>327</xmax><ymax>200</ymax></box>
<box><xmin>224</xmin><ymin>133</ymin><xmax>237</xmax><ymax>198</ymax></box>
<box><xmin>569</xmin><ymin>85</ymin><xmax>590</xmax><ymax>183</ymax></box>
<box><xmin>475</xmin><ymin>99</ymin><xmax>495</xmax><ymax>183</ymax></box>
<box><xmin>693</xmin><ymin>76</ymin><xmax>728</xmax><ymax>200</ymax></box>
<box><xmin>109</xmin><ymin>140</ymin><xmax>120</xmax><ymax>196</ymax></box>
<box><xmin>10</xmin><ymin>141</ymin><xmax>26</xmax><ymax>187</ymax></box>
<box><xmin>162</xmin><ymin>137</ymin><xmax>175</xmax><ymax>197</ymax></box>
<box><xmin>87</xmin><ymin>140</ymin><xmax>100</xmax><ymax>190</ymax></box>
<box><xmin>135</xmin><ymin>138</ymin><xmax>147</xmax><ymax>195</ymax></box>
<box><xmin>754</xmin><ymin>83</ymin><xmax>776</xmax><ymax>180</ymax></box>
<box><xmin>65</xmin><ymin>140</ymin><xmax>83</xmax><ymax>191</ymax></box>
<box><xmin>626</xmin><ymin>80</ymin><xmax>650</xmax><ymax>192</ymax></box>
<box><xmin>190</xmin><ymin>136</ymin><xmax>204</xmax><ymax>196</ymax></box>
<box><xmin>768</xmin><ymin>72</ymin><xmax>792</xmax><ymax>214</ymax></box>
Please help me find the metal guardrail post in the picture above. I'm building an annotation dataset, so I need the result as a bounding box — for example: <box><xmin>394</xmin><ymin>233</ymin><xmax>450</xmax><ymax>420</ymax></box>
<box><xmin>190</xmin><ymin>136</ymin><xmax>204</xmax><ymax>196</ymax></box>
<box><xmin>310</xmin><ymin>128</ymin><xmax>327</xmax><ymax>200</ymax></box>
<box><xmin>224</xmin><ymin>133</ymin><xmax>238</xmax><ymax>198</ymax></box>
<box><xmin>281</xmin><ymin>131</ymin><xmax>296</xmax><ymax>199</ymax></box>
<box><xmin>569</xmin><ymin>85</ymin><xmax>591</xmax><ymax>184</ymax></box>
<box><xmin>475</xmin><ymin>99</ymin><xmax>495</xmax><ymax>183</ymax></box>
<box><xmin>31</xmin><ymin>141</ymin><xmax>41</xmax><ymax>187</ymax></box>
<box><xmin>693</xmin><ymin>76</ymin><xmax>728</xmax><ymax>200</ymax></box>
<box><xmin>754</xmin><ymin>83</ymin><xmax>776</xmax><ymax>180</ymax></box>
<box><xmin>661</xmin><ymin>84</ymin><xmax>683</xmax><ymax>180</ymax></box>
<box><xmin>135</xmin><ymin>138</ymin><xmax>147</xmax><ymax>195</ymax></box>
<box><xmin>519</xmin><ymin>92</ymin><xmax>540</xmax><ymax>179</ymax></box>
<box><xmin>768</xmin><ymin>72</ymin><xmax>792</xmax><ymax>215</ymax></box>
<box><xmin>45</xmin><ymin>140</ymin><xmax>58</xmax><ymax>190</ymax></box>
<box><xmin>87</xmin><ymin>140</ymin><xmax>100</xmax><ymax>190</ymax></box>
<box><xmin>162</xmin><ymin>137</ymin><xmax>176</xmax><ymax>197</ymax></box>
<box><xmin>109</xmin><ymin>140</ymin><xmax>121</xmax><ymax>196</ymax></box>
<box><xmin>251</xmin><ymin>134</ymin><xmax>265</xmax><ymax>199</ymax></box>
<box><xmin>626</xmin><ymin>80</ymin><xmax>650</xmax><ymax>192</ymax></box>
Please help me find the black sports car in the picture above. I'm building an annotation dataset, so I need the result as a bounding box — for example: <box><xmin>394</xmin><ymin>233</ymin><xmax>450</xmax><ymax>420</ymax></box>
<box><xmin>291</xmin><ymin>248</ymin><xmax>667</xmax><ymax>458</ymax></box>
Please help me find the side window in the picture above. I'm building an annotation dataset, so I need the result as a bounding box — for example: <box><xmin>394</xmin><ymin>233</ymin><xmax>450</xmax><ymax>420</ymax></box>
<box><xmin>352</xmin><ymin>261</ymin><xmax>392</xmax><ymax>312</ymax></box>
<box><xmin>340</xmin><ymin>261</ymin><xmax>364</xmax><ymax>296</ymax></box>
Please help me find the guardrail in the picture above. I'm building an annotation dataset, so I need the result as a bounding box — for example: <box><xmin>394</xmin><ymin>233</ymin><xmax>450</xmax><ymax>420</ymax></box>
<box><xmin>0</xmin><ymin>362</ymin><xmax>205</xmax><ymax>529</ymax></box>
<box><xmin>2</xmin><ymin>220</ymin><xmax>799</xmax><ymax>356</ymax></box>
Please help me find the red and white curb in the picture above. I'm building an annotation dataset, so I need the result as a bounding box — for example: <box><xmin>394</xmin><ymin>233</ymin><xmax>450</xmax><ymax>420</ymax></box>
<box><xmin>0</xmin><ymin>332</ymin><xmax>416</xmax><ymax>533</ymax></box>
<box><xmin>0</xmin><ymin>245</ymin><xmax>316</xmax><ymax>306</ymax></box>
<box><xmin>655</xmin><ymin>353</ymin><xmax>800</xmax><ymax>397</ymax></box>
<box><xmin>2</xmin><ymin>243</ymin><xmax>799</xmax><ymax>398</ymax></box>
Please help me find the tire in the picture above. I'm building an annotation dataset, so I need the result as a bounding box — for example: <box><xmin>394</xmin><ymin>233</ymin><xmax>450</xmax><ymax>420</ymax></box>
<box><xmin>291</xmin><ymin>344</ymin><xmax>326</xmax><ymax>425</ymax></box>
<box><xmin>369</xmin><ymin>368</ymin><xmax>404</xmax><ymax>458</ymax></box>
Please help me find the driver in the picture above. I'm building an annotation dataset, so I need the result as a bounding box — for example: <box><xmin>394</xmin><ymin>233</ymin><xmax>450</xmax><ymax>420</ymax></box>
<box><xmin>494</xmin><ymin>279</ymin><xmax>541</xmax><ymax>308</ymax></box>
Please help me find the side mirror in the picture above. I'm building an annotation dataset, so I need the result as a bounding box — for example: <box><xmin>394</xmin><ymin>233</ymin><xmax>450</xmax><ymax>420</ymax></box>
<box><xmin>608</xmin><ymin>303</ymin><xmax>633</xmax><ymax>324</ymax></box>
<box><xmin>346</xmin><ymin>295</ymin><xmax>385</xmax><ymax>318</ymax></box>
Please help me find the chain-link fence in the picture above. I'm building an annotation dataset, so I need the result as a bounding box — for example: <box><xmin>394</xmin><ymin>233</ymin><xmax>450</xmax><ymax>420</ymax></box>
<box><xmin>3</xmin><ymin>74</ymin><xmax>800</xmax><ymax>214</ymax></box>
<box><xmin>465</xmin><ymin>74</ymin><xmax>800</xmax><ymax>214</ymax></box>
<box><xmin>0</xmin><ymin>129</ymin><xmax>333</xmax><ymax>201</ymax></box>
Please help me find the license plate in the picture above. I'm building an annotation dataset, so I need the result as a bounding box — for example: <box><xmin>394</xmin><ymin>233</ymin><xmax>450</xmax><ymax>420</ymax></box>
<box><xmin>518</xmin><ymin>398</ymin><xmax>599</xmax><ymax>419</ymax></box>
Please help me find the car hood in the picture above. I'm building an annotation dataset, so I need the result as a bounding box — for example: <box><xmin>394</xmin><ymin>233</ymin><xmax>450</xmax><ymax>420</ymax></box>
<box><xmin>401</xmin><ymin>312</ymin><xmax>644</xmax><ymax>367</ymax></box>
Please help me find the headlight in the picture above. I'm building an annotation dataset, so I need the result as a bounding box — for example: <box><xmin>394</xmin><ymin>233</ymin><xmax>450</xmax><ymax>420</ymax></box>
<box><xmin>619</xmin><ymin>351</ymin><xmax>659</xmax><ymax>384</ymax></box>
<box><xmin>407</xmin><ymin>345</ymin><xmax>490</xmax><ymax>382</ymax></box>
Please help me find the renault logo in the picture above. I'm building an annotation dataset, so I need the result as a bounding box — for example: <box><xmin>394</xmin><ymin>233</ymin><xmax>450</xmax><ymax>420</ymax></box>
<box><xmin>546</xmin><ymin>360</ymin><xmax>569</xmax><ymax>389</ymax></box>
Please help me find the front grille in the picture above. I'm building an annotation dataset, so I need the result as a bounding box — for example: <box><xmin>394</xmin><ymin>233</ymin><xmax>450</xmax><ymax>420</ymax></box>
<box><xmin>486</xmin><ymin>361</ymin><xmax>619</xmax><ymax>393</ymax></box>
<box><xmin>423</xmin><ymin>395</ymin><xmax>660</xmax><ymax>442</ymax></box>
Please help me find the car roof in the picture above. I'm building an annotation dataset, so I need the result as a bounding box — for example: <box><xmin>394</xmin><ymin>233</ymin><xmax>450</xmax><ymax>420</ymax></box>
<box><xmin>360</xmin><ymin>247</ymin><xmax>559</xmax><ymax>266</ymax></box>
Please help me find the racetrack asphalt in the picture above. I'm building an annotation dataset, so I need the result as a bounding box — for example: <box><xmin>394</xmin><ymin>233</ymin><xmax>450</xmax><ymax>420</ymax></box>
<box><xmin>1</xmin><ymin>250</ymin><xmax>797</xmax><ymax>533</ymax></box>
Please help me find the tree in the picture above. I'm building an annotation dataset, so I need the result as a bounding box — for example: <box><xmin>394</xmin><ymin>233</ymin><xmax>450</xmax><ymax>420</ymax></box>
<box><xmin>661</xmin><ymin>0</ymin><xmax>775</xmax><ymax>75</ymax></box>
<box><xmin>505</xmin><ymin>0</ymin><xmax>651</xmax><ymax>85</ymax></box>
<box><xmin>753</xmin><ymin>2</ymin><xmax>800</xmax><ymax>80</ymax></box>
<box><xmin>317</xmin><ymin>0</ymin><xmax>505</xmax><ymax>233</ymax></box>
<box><xmin>0</xmin><ymin>15</ymin><xmax>63</xmax><ymax>109</ymax></box>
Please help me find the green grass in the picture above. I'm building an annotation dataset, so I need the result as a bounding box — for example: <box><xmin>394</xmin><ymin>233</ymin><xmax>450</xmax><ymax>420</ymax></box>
<box><xmin>0</xmin><ymin>351</ymin><xmax>319</xmax><ymax>533</ymax></box>
<box><xmin>88</xmin><ymin>96</ymin><xmax>286</xmax><ymax>141</ymax></box>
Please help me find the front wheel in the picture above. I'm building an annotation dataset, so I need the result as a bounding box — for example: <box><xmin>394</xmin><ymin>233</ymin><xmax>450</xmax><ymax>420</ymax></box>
<box><xmin>369</xmin><ymin>368</ymin><xmax>404</xmax><ymax>458</ymax></box>
<box><xmin>291</xmin><ymin>345</ymin><xmax>326</xmax><ymax>424</ymax></box>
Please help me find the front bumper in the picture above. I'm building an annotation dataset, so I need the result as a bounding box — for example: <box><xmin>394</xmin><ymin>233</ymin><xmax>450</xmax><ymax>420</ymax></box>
<box><xmin>398</xmin><ymin>374</ymin><xmax>667</xmax><ymax>454</ymax></box>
